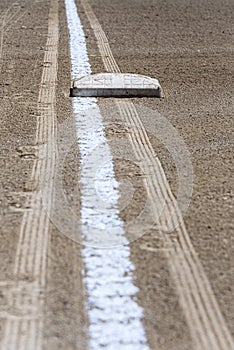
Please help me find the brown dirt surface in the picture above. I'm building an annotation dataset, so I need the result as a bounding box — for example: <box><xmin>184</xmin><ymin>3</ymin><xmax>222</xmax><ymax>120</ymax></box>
<box><xmin>0</xmin><ymin>0</ymin><xmax>48</xmax><ymax>277</ymax></box>
<box><xmin>0</xmin><ymin>0</ymin><xmax>233</xmax><ymax>349</ymax></box>
<box><xmin>82</xmin><ymin>0</ymin><xmax>234</xmax><ymax>347</ymax></box>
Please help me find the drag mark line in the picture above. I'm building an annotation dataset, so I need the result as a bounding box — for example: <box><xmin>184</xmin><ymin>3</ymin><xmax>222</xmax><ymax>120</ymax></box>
<box><xmin>0</xmin><ymin>0</ymin><xmax>59</xmax><ymax>349</ymax></box>
<box><xmin>120</xmin><ymin>85</ymin><xmax>234</xmax><ymax>350</ymax></box>
<box><xmin>79</xmin><ymin>0</ymin><xmax>120</xmax><ymax>74</ymax></box>
<box><xmin>80</xmin><ymin>1</ymin><xmax>234</xmax><ymax>349</ymax></box>
<box><xmin>65</xmin><ymin>0</ymin><xmax>150</xmax><ymax>349</ymax></box>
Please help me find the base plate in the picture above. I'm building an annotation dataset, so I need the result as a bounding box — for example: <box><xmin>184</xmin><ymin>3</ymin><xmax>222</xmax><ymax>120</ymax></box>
<box><xmin>70</xmin><ymin>73</ymin><xmax>163</xmax><ymax>98</ymax></box>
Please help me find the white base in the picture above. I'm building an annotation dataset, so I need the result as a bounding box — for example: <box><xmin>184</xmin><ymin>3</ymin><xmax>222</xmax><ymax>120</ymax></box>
<box><xmin>71</xmin><ymin>73</ymin><xmax>163</xmax><ymax>98</ymax></box>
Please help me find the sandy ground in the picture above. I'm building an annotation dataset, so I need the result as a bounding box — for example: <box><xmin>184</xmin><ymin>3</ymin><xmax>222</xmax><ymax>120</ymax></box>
<box><xmin>81</xmin><ymin>0</ymin><xmax>234</xmax><ymax>347</ymax></box>
<box><xmin>0</xmin><ymin>0</ymin><xmax>233</xmax><ymax>349</ymax></box>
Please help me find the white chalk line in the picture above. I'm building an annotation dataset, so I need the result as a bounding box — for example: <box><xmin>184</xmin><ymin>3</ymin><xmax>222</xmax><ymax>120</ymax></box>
<box><xmin>64</xmin><ymin>0</ymin><xmax>150</xmax><ymax>349</ymax></box>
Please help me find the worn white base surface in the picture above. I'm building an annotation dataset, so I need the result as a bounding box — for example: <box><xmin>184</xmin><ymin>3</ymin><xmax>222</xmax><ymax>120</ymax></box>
<box><xmin>71</xmin><ymin>73</ymin><xmax>163</xmax><ymax>97</ymax></box>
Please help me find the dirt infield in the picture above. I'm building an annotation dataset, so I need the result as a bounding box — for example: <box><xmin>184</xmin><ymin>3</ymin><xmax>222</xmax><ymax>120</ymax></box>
<box><xmin>0</xmin><ymin>0</ymin><xmax>233</xmax><ymax>349</ymax></box>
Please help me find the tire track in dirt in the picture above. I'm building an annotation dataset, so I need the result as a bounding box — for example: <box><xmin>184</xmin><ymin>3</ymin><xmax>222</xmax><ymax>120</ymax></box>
<box><xmin>80</xmin><ymin>0</ymin><xmax>234</xmax><ymax>349</ymax></box>
<box><xmin>0</xmin><ymin>0</ymin><xmax>59</xmax><ymax>348</ymax></box>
